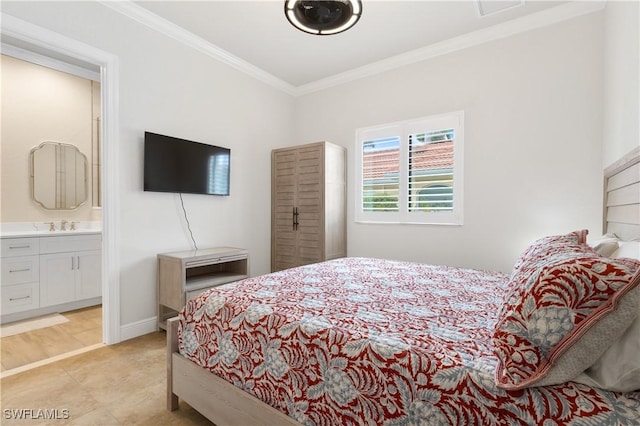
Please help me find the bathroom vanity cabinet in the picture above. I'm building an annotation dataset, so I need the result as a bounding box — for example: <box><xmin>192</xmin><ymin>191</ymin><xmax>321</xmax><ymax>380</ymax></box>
<box><xmin>1</xmin><ymin>232</ymin><xmax>101</xmax><ymax>323</ymax></box>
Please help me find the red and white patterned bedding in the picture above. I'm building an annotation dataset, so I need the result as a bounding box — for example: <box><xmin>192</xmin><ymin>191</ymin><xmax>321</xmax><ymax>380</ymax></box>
<box><xmin>178</xmin><ymin>257</ymin><xmax>640</xmax><ymax>425</ymax></box>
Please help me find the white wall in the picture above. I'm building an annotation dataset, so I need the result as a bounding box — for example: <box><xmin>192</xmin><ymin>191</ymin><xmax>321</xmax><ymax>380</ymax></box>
<box><xmin>294</xmin><ymin>12</ymin><xmax>604</xmax><ymax>272</ymax></box>
<box><xmin>1</xmin><ymin>1</ymin><xmax>295</xmax><ymax>329</ymax></box>
<box><xmin>602</xmin><ymin>0</ymin><xmax>639</xmax><ymax>167</ymax></box>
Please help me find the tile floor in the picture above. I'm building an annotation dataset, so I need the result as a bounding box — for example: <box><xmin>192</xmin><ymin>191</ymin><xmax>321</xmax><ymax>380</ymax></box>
<box><xmin>0</xmin><ymin>331</ymin><xmax>212</xmax><ymax>425</ymax></box>
<box><xmin>1</xmin><ymin>305</ymin><xmax>103</xmax><ymax>372</ymax></box>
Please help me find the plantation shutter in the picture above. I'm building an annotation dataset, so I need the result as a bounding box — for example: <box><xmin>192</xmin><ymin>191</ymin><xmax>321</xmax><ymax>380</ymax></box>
<box><xmin>408</xmin><ymin>129</ymin><xmax>454</xmax><ymax>213</ymax></box>
<box><xmin>361</xmin><ymin>137</ymin><xmax>400</xmax><ymax>212</ymax></box>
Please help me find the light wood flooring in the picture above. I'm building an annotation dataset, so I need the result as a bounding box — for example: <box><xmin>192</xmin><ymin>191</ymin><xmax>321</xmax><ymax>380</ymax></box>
<box><xmin>0</xmin><ymin>331</ymin><xmax>212</xmax><ymax>425</ymax></box>
<box><xmin>1</xmin><ymin>305</ymin><xmax>102</xmax><ymax>372</ymax></box>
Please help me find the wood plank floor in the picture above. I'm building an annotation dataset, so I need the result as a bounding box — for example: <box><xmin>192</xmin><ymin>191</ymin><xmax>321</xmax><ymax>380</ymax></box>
<box><xmin>1</xmin><ymin>305</ymin><xmax>102</xmax><ymax>372</ymax></box>
<box><xmin>0</xmin><ymin>331</ymin><xmax>212</xmax><ymax>425</ymax></box>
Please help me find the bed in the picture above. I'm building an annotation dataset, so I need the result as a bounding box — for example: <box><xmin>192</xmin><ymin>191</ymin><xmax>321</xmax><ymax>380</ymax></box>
<box><xmin>167</xmin><ymin>147</ymin><xmax>640</xmax><ymax>425</ymax></box>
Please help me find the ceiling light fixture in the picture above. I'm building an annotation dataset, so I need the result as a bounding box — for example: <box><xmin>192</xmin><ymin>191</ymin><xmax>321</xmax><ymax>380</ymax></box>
<box><xmin>284</xmin><ymin>0</ymin><xmax>363</xmax><ymax>36</ymax></box>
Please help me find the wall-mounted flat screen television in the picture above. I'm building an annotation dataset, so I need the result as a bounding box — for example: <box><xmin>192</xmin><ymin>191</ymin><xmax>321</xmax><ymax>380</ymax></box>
<box><xmin>144</xmin><ymin>131</ymin><xmax>230</xmax><ymax>196</ymax></box>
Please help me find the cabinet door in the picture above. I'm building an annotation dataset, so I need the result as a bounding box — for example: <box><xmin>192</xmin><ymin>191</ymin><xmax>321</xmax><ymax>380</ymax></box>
<box><xmin>295</xmin><ymin>144</ymin><xmax>324</xmax><ymax>267</ymax></box>
<box><xmin>40</xmin><ymin>252</ymin><xmax>76</xmax><ymax>307</ymax></box>
<box><xmin>272</xmin><ymin>148</ymin><xmax>299</xmax><ymax>272</ymax></box>
<box><xmin>76</xmin><ymin>250</ymin><xmax>102</xmax><ymax>299</ymax></box>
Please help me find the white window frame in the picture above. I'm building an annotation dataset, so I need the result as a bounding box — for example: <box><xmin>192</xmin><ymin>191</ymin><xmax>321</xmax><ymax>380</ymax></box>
<box><xmin>355</xmin><ymin>111</ymin><xmax>464</xmax><ymax>225</ymax></box>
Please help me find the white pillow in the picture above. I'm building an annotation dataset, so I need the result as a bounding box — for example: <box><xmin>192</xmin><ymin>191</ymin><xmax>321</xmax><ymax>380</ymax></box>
<box><xmin>612</xmin><ymin>241</ymin><xmax>640</xmax><ymax>260</ymax></box>
<box><xmin>588</xmin><ymin>234</ymin><xmax>620</xmax><ymax>257</ymax></box>
<box><xmin>573</xmin><ymin>314</ymin><xmax>640</xmax><ymax>392</ymax></box>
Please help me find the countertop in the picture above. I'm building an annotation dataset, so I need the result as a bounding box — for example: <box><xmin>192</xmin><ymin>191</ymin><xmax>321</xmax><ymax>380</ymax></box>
<box><xmin>1</xmin><ymin>229</ymin><xmax>102</xmax><ymax>238</ymax></box>
<box><xmin>1</xmin><ymin>222</ymin><xmax>102</xmax><ymax>238</ymax></box>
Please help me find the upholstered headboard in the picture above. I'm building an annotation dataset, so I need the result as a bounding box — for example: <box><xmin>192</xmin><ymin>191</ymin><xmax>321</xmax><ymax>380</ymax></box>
<box><xmin>603</xmin><ymin>146</ymin><xmax>640</xmax><ymax>241</ymax></box>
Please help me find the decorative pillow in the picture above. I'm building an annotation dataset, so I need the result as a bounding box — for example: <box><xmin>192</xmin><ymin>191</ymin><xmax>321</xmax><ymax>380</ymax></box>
<box><xmin>572</xmin><ymin>314</ymin><xmax>640</xmax><ymax>392</ymax></box>
<box><xmin>493</xmin><ymin>231</ymin><xmax>640</xmax><ymax>390</ymax></box>
<box><xmin>498</xmin><ymin>230</ymin><xmax>589</xmax><ymax>318</ymax></box>
<box><xmin>510</xmin><ymin>230</ymin><xmax>589</xmax><ymax>278</ymax></box>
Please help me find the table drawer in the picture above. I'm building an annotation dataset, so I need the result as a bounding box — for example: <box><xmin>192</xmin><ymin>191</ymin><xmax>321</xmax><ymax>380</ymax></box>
<box><xmin>1</xmin><ymin>282</ymin><xmax>40</xmax><ymax>315</ymax></box>
<box><xmin>1</xmin><ymin>238</ymin><xmax>39</xmax><ymax>257</ymax></box>
<box><xmin>1</xmin><ymin>256</ymin><xmax>39</xmax><ymax>286</ymax></box>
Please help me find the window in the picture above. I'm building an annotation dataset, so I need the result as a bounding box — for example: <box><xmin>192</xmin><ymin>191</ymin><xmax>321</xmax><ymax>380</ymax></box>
<box><xmin>355</xmin><ymin>111</ymin><xmax>464</xmax><ymax>225</ymax></box>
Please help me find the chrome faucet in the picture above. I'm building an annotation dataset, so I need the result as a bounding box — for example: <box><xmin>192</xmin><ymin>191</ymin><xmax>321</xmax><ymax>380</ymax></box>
<box><xmin>60</xmin><ymin>220</ymin><xmax>68</xmax><ymax>231</ymax></box>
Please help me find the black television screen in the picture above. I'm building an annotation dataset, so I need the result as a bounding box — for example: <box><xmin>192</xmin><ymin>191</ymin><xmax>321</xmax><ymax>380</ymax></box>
<box><xmin>144</xmin><ymin>132</ymin><xmax>230</xmax><ymax>196</ymax></box>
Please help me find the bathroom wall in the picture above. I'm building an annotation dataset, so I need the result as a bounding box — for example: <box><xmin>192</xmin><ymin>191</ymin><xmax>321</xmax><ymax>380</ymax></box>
<box><xmin>1</xmin><ymin>54</ymin><xmax>98</xmax><ymax>223</ymax></box>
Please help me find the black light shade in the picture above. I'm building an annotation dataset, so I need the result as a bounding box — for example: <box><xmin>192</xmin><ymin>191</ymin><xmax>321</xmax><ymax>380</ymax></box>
<box><xmin>284</xmin><ymin>0</ymin><xmax>362</xmax><ymax>35</ymax></box>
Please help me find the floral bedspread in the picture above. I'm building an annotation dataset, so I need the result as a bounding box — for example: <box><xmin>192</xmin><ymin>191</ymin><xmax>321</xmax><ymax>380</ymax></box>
<box><xmin>178</xmin><ymin>257</ymin><xmax>640</xmax><ymax>425</ymax></box>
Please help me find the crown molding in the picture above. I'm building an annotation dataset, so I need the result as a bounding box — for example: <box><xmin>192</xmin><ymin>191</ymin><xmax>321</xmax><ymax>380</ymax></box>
<box><xmin>296</xmin><ymin>0</ymin><xmax>606</xmax><ymax>96</ymax></box>
<box><xmin>100</xmin><ymin>0</ymin><xmax>605</xmax><ymax>98</ymax></box>
<box><xmin>98</xmin><ymin>0</ymin><xmax>297</xmax><ymax>96</ymax></box>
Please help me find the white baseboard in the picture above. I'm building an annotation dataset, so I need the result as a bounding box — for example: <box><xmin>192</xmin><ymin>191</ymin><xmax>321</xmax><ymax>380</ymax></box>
<box><xmin>119</xmin><ymin>316</ymin><xmax>158</xmax><ymax>341</ymax></box>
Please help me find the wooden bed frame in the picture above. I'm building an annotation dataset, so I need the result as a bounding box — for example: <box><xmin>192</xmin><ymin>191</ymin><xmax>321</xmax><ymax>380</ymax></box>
<box><xmin>167</xmin><ymin>148</ymin><xmax>640</xmax><ymax>425</ymax></box>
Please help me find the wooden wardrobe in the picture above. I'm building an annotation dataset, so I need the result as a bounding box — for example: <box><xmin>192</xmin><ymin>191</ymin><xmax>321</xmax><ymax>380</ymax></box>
<box><xmin>271</xmin><ymin>141</ymin><xmax>346</xmax><ymax>272</ymax></box>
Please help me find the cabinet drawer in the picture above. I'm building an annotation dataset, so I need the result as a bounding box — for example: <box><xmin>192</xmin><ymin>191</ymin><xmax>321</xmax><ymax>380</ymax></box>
<box><xmin>40</xmin><ymin>235</ymin><xmax>102</xmax><ymax>254</ymax></box>
<box><xmin>1</xmin><ymin>256</ymin><xmax>39</xmax><ymax>286</ymax></box>
<box><xmin>1</xmin><ymin>282</ymin><xmax>40</xmax><ymax>315</ymax></box>
<box><xmin>1</xmin><ymin>238</ymin><xmax>39</xmax><ymax>257</ymax></box>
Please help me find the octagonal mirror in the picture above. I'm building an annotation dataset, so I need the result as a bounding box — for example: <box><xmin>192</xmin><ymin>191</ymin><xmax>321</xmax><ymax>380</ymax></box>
<box><xmin>30</xmin><ymin>141</ymin><xmax>88</xmax><ymax>210</ymax></box>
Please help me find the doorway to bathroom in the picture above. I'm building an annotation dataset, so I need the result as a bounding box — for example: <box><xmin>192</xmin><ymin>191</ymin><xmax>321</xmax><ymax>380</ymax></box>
<box><xmin>1</xmin><ymin>14</ymin><xmax>121</xmax><ymax>376</ymax></box>
<box><xmin>0</xmin><ymin>52</ymin><xmax>104</xmax><ymax>375</ymax></box>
